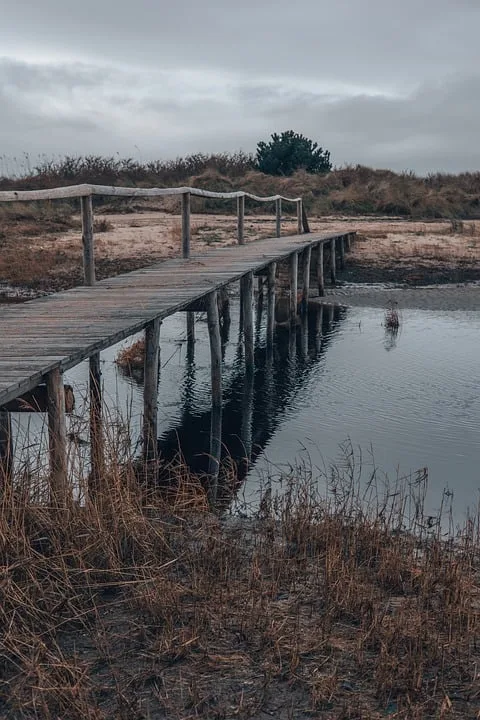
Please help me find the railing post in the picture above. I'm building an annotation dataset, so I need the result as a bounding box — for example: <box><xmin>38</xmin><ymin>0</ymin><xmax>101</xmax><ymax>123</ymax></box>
<box><xmin>46</xmin><ymin>368</ymin><xmax>69</xmax><ymax>508</ymax></box>
<box><xmin>237</xmin><ymin>194</ymin><xmax>245</xmax><ymax>245</ymax></box>
<box><xmin>143</xmin><ymin>318</ymin><xmax>161</xmax><ymax>465</ymax></box>
<box><xmin>182</xmin><ymin>191</ymin><xmax>191</xmax><ymax>259</ymax></box>
<box><xmin>297</xmin><ymin>200</ymin><xmax>303</xmax><ymax>234</ymax></box>
<box><xmin>81</xmin><ymin>195</ymin><xmax>95</xmax><ymax>285</ymax></box>
<box><xmin>275</xmin><ymin>198</ymin><xmax>282</xmax><ymax>238</ymax></box>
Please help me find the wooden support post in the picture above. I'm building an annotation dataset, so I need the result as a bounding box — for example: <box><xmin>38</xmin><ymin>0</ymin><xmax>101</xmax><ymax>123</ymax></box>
<box><xmin>266</xmin><ymin>262</ymin><xmax>276</xmax><ymax>349</ymax></box>
<box><xmin>241</xmin><ymin>272</ymin><xmax>254</xmax><ymax>373</ymax></box>
<box><xmin>346</xmin><ymin>233</ymin><xmax>351</xmax><ymax>251</ymax></box>
<box><xmin>297</xmin><ymin>199</ymin><xmax>303</xmax><ymax>234</ymax></box>
<box><xmin>330</xmin><ymin>238</ymin><xmax>337</xmax><ymax>285</ymax></box>
<box><xmin>289</xmin><ymin>252</ymin><xmax>298</xmax><ymax>324</ymax></box>
<box><xmin>302</xmin><ymin>203</ymin><xmax>310</xmax><ymax>233</ymax></box>
<box><xmin>339</xmin><ymin>235</ymin><xmax>345</xmax><ymax>270</ymax></box>
<box><xmin>317</xmin><ymin>243</ymin><xmax>325</xmax><ymax>297</ymax></box>
<box><xmin>89</xmin><ymin>352</ymin><xmax>104</xmax><ymax>499</ymax></box>
<box><xmin>0</xmin><ymin>411</ymin><xmax>13</xmax><ymax>490</ymax></box>
<box><xmin>81</xmin><ymin>195</ymin><xmax>95</xmax><ymax>286</ymax></box>
<box><xmin>275</xmin><ymin>198</ymin><xmax>282</xmax><ymax>238</ymax></box>
<box><xmin>301</xmin><ymin>246</ymin><xmax>311</xmax><ymax>310</ymax></box>
<box><xmin>46</xmin><ymin>368</ymin><xmax>69</xmax><ymax>507</ymax></box>
<box><xmin>143</xmin><ymin>318</ymin><xmax>161</xmax><ymax>464</ymax></box>
<box><xmin>237</xmin><ymin>194</ymin><xmax>245</xmax><ymax>245</ymax></box>
<box><xmin>182</xmin><ymin>191</ymin><xmax>191</xmax><ymax>259</ymax></box>
<box><xmin>206</xmin><ymin>292</ymin><xmax>222</xmax><ymax>494</ymax></box>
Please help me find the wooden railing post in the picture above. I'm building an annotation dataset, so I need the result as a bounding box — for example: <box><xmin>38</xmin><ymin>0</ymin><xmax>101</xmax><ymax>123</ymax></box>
<box><xmin>275</xmin><ymin>198</ymin><xmax>282</xmax><ymax>238</ymax></box>
<box><xmin>46</xmin><ymin>368</ymin><xmax>69</xmax><ymax>508</ymax></box>
<box><xmin>297</xmin><ymin>200</ymin><xmax>303</xmax><ymax>234</ymax></box>
<box><xmin>143</xmin><ymin>318</ymin><xmax>161</xmax><ymax>465</ymax></box>
<box><xmin>182</xmin><ymin>191</ymin><xmax>191</xmax><ymax>259</ymax></box>
<box><xmin>81</xmin><ymin>195</ymin><xmax>95</xmax><ymax>285</ymax></box>
<box><xmin>237</xmin><ymin>194</ymin><xmax>245</xmax><ymax>245</ymax></box>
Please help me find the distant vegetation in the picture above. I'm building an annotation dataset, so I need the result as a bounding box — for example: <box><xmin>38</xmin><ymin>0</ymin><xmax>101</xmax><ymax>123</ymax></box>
<box><xmin>255</xmin><ymin>131</ymin><xmax>332</xmax><ymax>176</ymax></box>
<box><xmin>2</xmin><ymin>150</ymin><xmax>480</xmax><ymax>218</ymax></box>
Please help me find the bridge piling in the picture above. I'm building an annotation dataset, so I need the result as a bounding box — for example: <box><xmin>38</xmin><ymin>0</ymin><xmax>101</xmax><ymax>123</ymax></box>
<box><xmin>0</xmin><ymin>411</ymin><xmax>13</xmax><ymax>491</ymax></box>
<box><xmin>206</xmin><ymin>291</ymin><xmax>222</xmax><ymax>498</ymax></box>
<box><xmin>289</xmin><ymin>252</ymin><xmax>298</xmax><ymax>326</ymax></box>
<box><xmin>143</xmin><ymin>319</ymin><xmax>161</xmax><ymax>466</ymax></box>
<box><xmin>46</xmin><ymin>368</ymin><xmax>69</xmax><ymax>508</ymax></box>
<box><xmin>330</xmin><ymin>238</ymin><xmax>337</xmax><ymax>285</ymax></box>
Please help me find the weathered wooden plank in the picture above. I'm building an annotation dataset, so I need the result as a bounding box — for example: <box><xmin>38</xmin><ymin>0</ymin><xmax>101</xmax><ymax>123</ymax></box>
<box><xmin>0</xmin><ymin>230</ymin><xmax>352</xmax><ymax>407</ymax></box>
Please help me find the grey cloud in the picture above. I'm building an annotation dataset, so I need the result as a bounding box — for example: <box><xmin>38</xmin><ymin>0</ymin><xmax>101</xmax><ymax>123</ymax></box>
<box><xmin>1</xmin><ymin>1</ymin><xmax>480</xmax><ymax>174</ymax></box>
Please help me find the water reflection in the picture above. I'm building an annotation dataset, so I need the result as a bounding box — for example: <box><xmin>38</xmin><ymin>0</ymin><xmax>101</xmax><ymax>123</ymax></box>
<box><xmin>155</xmin><ymin>303</ymin><xmax>345</xmax><ymax>500</ymax></box>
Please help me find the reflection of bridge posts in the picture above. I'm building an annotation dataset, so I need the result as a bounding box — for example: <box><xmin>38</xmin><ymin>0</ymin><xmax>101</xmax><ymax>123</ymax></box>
<box><xmin>240</xmin><ymin>364</ymin><xmax>254</xmax><ymax>470</ymax></box>
<box><xmin>315</xmin><ymin>304</ymin><xmax>324</xmax><ymax>353</ymax></box>
<box><xmin>300</xmin><ymin>311</ymin><xmax>308</xmax><ymax>360</ymax></box>
<box><xmin>266</xmin><ymin>262</ymin><xmax>276</xmax><ymax>360</ymax></box>
<box><xmin>206</xmin><ymin>291</ymin><xmax>222</xmax><ymax>500</ymax></box>
<box><xmin>328</xmin><ymin>303</ymin><xmax>335</xmax><ymax>327</ymax></box>
<box><xmin>255</xmin><ymin>277</ymin><xmax>264</xmax><ymax>340</ymax></box>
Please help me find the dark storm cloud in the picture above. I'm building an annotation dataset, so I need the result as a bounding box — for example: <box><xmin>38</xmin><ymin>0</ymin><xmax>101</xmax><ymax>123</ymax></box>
<box><xmin>1</xmin><ymin>0</ymin><xmax>480</xmax><ymax>173</ymax></box>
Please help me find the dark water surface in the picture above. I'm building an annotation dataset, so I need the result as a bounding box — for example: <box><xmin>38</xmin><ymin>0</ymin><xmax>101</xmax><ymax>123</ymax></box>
<box><xmin>12</xmin><ymin>297</ymin><xmax>480</xmax><ymax>520</ymax></box>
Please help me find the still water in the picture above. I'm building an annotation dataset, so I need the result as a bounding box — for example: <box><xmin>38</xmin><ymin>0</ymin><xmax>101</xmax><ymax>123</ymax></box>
<box><xmin>12</xmin><ymin>297</ymin><xmax>480</xmax><ymax>520</ymax></box>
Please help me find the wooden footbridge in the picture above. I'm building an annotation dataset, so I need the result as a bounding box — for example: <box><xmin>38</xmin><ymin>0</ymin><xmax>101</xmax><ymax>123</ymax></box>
<box><xmin>0</xmin><ymin>182</ymin><xmax>354</xmax><ymax>503</ymax></box>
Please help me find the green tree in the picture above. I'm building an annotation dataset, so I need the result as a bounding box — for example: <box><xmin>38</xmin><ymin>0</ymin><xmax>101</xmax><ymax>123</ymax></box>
<box><xmin>255</xmin><ymin>131</ymin><xmax>332</xmax><ymax>176</ymax></box>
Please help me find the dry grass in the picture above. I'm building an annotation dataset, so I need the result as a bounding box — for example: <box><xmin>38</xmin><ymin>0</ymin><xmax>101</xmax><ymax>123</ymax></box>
<box><xmin>1</xmin><ymin>434</ymin><xmax>479</xmax><ymax>719</ymax></box>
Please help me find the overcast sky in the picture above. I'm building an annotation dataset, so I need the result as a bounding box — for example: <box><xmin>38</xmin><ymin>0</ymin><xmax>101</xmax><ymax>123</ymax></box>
<box><xmin>1</xmin><ymin>0</ymin><xmax>479</xmax><ymax>175</ymax></box>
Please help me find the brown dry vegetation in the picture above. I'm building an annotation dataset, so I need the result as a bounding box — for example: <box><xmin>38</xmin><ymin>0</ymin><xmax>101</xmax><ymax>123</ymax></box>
<box><xmin>1</xmin><ymin>448</ymin><xmax>479</xmax><ymax>719</ymax></box>
<box><xmin>3</xmin><ymin>154</ymin><xmax>480</xmax><ymax>218</ymax></box>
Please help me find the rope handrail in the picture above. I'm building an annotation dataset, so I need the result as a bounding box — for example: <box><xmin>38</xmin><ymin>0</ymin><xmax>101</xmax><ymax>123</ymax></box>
<box><xmin>0</xmin><ymin>183</ymin><xmax>301</xmax><ymax>203</ymax></box>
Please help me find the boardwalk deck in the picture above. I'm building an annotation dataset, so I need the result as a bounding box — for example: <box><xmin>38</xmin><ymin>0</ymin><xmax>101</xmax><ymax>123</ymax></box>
<box><xmin>0</xmin><ymin>231</ymin><xmax>348</xmax><ymax>407</ymax></box>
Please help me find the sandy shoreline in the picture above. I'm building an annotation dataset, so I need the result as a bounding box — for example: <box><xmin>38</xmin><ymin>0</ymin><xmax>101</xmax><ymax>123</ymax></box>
<box><xmin>320</xmin><ymin>281</ymin><xmax>480</xmax><ymax>311</ymax></box>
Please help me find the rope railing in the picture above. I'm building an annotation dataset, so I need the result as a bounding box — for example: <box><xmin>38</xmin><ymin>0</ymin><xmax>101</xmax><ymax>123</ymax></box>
<box><xmin>0</xmin><ymin>183</ymin><xmax>308</xmax><ymax>284</ymax></box>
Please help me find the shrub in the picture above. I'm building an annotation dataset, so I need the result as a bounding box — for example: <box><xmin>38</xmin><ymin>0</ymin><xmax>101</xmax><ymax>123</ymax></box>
<box><xmin>255</xmin><ymin>130</ymin><xmax>332</xmax><ymax>176</ymax></box>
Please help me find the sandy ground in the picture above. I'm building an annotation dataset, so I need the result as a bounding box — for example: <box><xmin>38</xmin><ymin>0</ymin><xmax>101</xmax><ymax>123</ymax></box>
<box><xmin>1</xmin><ymin>211</ymin><xmax>480</xmax><ymax>307</ymax></box>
